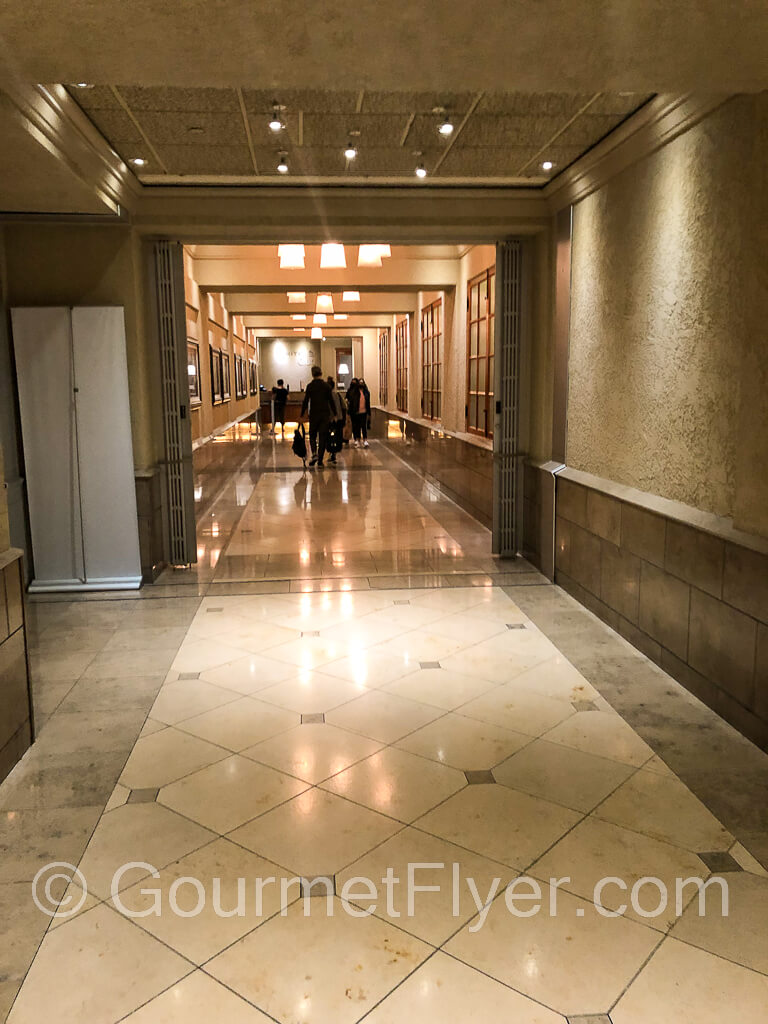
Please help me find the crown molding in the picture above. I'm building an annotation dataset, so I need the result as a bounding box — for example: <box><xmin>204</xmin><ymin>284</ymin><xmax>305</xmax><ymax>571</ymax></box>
<box><xmin>545</xmin><ymin>93</ymin><xmax>729</xmax><ymax>211</ymax></box>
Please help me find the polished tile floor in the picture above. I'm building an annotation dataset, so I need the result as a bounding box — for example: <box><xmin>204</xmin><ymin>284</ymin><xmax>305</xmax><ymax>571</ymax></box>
<box><xmin>3</xmin><ymin>429</ymin><xmax>768</xmax><ymax>1022</ymax></box>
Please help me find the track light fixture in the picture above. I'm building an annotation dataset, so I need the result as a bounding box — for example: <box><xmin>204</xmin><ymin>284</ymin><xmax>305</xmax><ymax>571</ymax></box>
<box><xmin>269</xmin><ymin>103</ymin><xmax>285</xmax><ymax>133</ymax></box>
<box><xmin>415</xmin><ymin>161</ymin><xmax>427</xmax><ymax>179</ymax></box>
<box><xmin>541</xmin><ymin>160</ymin><xmax>554</xmax><ymax>171</ymax></box>
<box><xmin>344</xmin><ymin>140</ymin><xmax>358</xmax><ymax>160</ymax></box>
<box><xmin>437</xmin><ymin>112</ymin><xmax>454</xmax><ymax>136</ymax></box>
<box><xmin>277</xmin><ymin>153</ymin><xmax>289</xmax><ymax>174</ymax></box>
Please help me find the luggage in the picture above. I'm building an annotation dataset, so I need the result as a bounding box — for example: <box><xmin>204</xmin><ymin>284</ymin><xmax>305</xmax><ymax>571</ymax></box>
<box><xmin>292</xmin><ymin>423</ymin><xmax>307</xmax><ymax>463</ymax></box>
<box><xmin>328</xmin><ymin>421</ymin><xmax>343</xmax><ymax>454</ymax></box>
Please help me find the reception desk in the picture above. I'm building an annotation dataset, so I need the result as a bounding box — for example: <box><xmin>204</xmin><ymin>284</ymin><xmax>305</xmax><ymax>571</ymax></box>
<box><xmin>0</xmin><ymin>548</ymin><xmax>33</xmax><ymax>783</ymax></box>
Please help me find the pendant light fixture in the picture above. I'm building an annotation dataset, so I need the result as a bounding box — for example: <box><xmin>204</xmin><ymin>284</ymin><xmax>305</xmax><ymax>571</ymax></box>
<box><xmin>357</xmin><ymin>245</ymin><xmax>383</xmax><ymax>268</ymax></box>
<box><xmin>316</xmin><ymin>293</ymin><xmax>334</xmax><ymax>313</ymax></box>
<box><xmin>375</xmin><ymin>244</ymin><xmax>392</xmax><ymax>258</ymax></box>
<box><xmin>277</xmin><ymin>152</ymin><xmax>289</xmax><ymax>174</ymax></box>
<box><xmin>333</xmin><ymin>314</ymin><xmax>348</xmax><ymax>321</ymax></box>
<box><xmin>287</xmin><ymin>292</ymin><xmax>306</xmax><ymax>303</ymax></box>
<box><xmin>415</xmin><ymin>161</ymin><xmax>427</xmax><ymax>179</ymax></box>
<box><xmin>320</xmin><ymin>243</ymin><xmax>346</xmax><ymax>269</ymax></box>
<box><xmin>313</xmin><ymin>313</ymin><xmax>328</xmax><ymax>325</ymax></box>
<box><xmin>437</xmin><ymin>112</ymin><xmax>454</xmax><ymax>136</ymax></box>
<box><xmin>278</xmin><ymin>244</ymin><xmax>305</xmax><ymax>269</ymax></box>
<box><xmin>344</xmin><ymin>140</ymin><xmax>358</xmax><ymax>160</ymax></box>
<box><xmin>269</xmin><ymin>103</ymin><xmax>284</xmax><ymax>133</ymax></box>
<box><xmin>311</xmin><ymin>326</ymin><xmax>323</xmax><ymax>340</ymax></box>
<box><xmin>291</xmin><ymin>314</ymin><xmax>307</xmax><ymax>321</ymax></box>
<box><xmin>342</xmin><ymin>291</ymin><xmax>360</xmax><ymax>302</ymax></box>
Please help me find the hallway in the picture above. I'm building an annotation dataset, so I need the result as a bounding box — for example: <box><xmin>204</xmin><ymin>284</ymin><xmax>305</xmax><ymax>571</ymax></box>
<box><xmin>2</xmin><ymin>432</ymin><xmax>768</xmax><ymax>1022</ymax></box>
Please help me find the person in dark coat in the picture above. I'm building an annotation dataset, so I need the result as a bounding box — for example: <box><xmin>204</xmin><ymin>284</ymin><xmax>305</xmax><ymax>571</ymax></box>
<box><xmin>300</xmin><ymin>365</ymin><xmax>335</xmax><ymax>468</ymax></box>
<box><xmin>347</xmin><ymin>376</ymin><xmax>371</xmax><ymax>448</ymax></box>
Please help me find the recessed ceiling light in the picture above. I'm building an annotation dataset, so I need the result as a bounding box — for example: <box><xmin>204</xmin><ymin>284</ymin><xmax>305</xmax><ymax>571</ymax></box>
<box><xmin>287</xmin><ymin>292</ymin><xmax>306</xmax><ymax>303</ymax></box>
<box><xmin>541</xmin><ymin>160</ymin><xmax>554</xmax><ymax>171</ymax></box>
<box><xmin>320</xmin><ymin>243</ymin><xmax>346</xmax><ymax>269</ymax></box>
<box><xmin>344</xmin><ymin>141</ymin><xmax>358</xmax><ymax>160</ymax></box>
<box><xmin>73</xmin><ymin>82</ymin><xmax>93</xmax><ymax>89</ymax></box>
<box><xmin>438</xmin><ymin>114</ymin><xmax>454</xmax><ymax>136</ymax></box>
<box><xmin>342</xmin><ymin>291</ymin><xmax>360</xmax><ymax>302</ymax></box>
<box><xmin>291</xmin><ymin>314</ymin><xmax>307</xmax><ymax>321</ymax></box>
<box><xmin>415</xmin><ymin>162</ymin><xmax>427</xmax><ymax>179</ymax></box>
<box><xmin>277</xmin><ymin>153</ymin><xmax>289</xmax><ymax>174</ymax></box>
<box><xmin>130</xmin><ymin>157</ymin><xmax>147</xmax><ymax>167</ymax></box>
<box><xmin>333</xmin><ymin>314</ymin><xmax>348</xmax><ymax>321</ymax></box>
<box><xmin>293</xmin><ymin>327</ymin><xmax>307</xmax><ymax>332</ymax></box>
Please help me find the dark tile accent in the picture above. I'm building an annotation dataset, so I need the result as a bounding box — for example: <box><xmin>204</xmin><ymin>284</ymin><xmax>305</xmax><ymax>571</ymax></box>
<box><xmin>621</xmin><ymin>505</ymin><xmax>666</xmax><ymax>568</ymax></box>
<box><xmin>569</xmin><ymin>524</ymin><xmax>602</xmax><ymax>597</ymax></box>
<box><xmin>586</xmin><ymin>490</ymin><xmax>621</xmax><ymax>545</ymax></box>
<box><xmin>558</xmin><ymin>479</ymin><xmax>588</xmax><ymax>528</ymax></box>
<box><xmin>206</xmin><ymin>607</ymin><xmax>224</xmax><ymax>613</ymax></box>
<box><xmin>638</xmin><ymin>562</ymin><xmax>690</xmax><ymax>660</ymax></box>
<box><xmin>555</xmin><ymin>516</ymin><xmax>571</xmax><ymax>575</ymax></box>
<box><xmin>128</xmin><ymin>788</ymin><xmax>159</xmax><ymax>803</ymax></box>
<box><xmin>301</xmin><ymin>630</ymin><xmax>320</xmax><ymax>638</ymax></box>
<box><xmin>566</xmin><ymin>1017</ymin><xmax>613</xmax><ymax>1024</ymax></box>
<box><xmin>300</xmin><ymin>875</ymin><xmax>336</xmax><ymax>897</ymax></box>
<box><xmin>665</xmin><ymin>521</ymin><xmax>724</xmax><ymax>598</ymax></box>
<box><xmin>600</xmin><ymin>541</ymin><xmax>641</xmax><ymax>624</ymax></box>
<box><xmin>507</xmin><ymin>622</ymin><xmax>526</xmax><ymax>629</ymax></box>
<box><xmin>420</xmin><ymin>661</ymin><xmax>442</xmax><ymax>669</ymax></box>
<box><xmin>393</xmin><ymin>600</ymin><xmax>411</xmax><ymax>606</ymax></box>
<box><xmin>723</xmin><ymin>545</ymin><xmax>768</xmax><ymax>625</ymax></box>
<box><xmin>178</xmin><ymin>671</ymin><xmax>200</xmax><ymax>680</ymax></box>
<box><xmin>464</xmin><ymin>769</ymin><xmax>496</xmax><ymax>784</ymax></box>
<box><xmin>688</xmin><ymin>589</ymin><xmax>757</xmax><ymax>707</ymax></box>
<box><xmin>301</xmin><ymin>713</ymin><xmax>325</xmax><ymax>724</ymax></box>
<box><xmin>572</xmin><ymin>700</ymin><xmax>598</xmax><ymax>712</ymax></box>
<box><xmin>698</xmin><ymin>851</ymin><xmax>743</xmax><ymax>873</ymax></box>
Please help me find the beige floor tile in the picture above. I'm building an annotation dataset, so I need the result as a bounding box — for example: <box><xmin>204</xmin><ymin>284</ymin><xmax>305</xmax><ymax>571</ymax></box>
<box><xmin>244</xmin><ymin>723</ymin><xmax>382</xmax><ymax>783</ymax></box>
<box><xmin>425</xmin><ymin>611</ymin><xmax>509</xmax><ymax>645</ymax></box>
<box><xmin>375</xmin><ymin>628</ymin><xmax>471</xmax><ymax>663</ymax></box>
<box><xmin>494</xmin><ymin>738</ymin><xmax>634</xmax><ymax>811</ymax></box>
<box><xmin>363</xmin><ymin>952</ymin><xmax>566</xmax><ymax>1023</ymax></box>
<box><xmin>104</xmin><ymin>782</ymin><xmax>131</xmax><ymax>812</ymax></box>
<box><xmin>338</xmin><ymin>827</ymin><xmax>515</xmax><ymax>944</ymax></box>
<box><xmin>207</xmin><ymin>897</ymin><xmax>432</xmax><ymax>1024</ymax></box>
<box><xmin>266</xmin><ymin>634</ymin><xmax>350</xmax><ymax>670</ymax></box>
<box><xmin>321</xmin><ymin>649</ymin><xmax>419</xmax><ymax>689</ymax></box>
<box><xmin>595</xmin><ymin>771</ymin><xmax>734</xmax><ymax>852</ymax></box>
<box><xmin>383</xmin><ymin>667</ymin><xmax>496</xmax><ymax>710</ymax></box>
<box><xmin>171</xmin><ymin>639</ymin><xmax>250</xmax><ymax>674</ymax></box>
<box><xmin>396</xmin><ymin>713</ymin><xmax>530</xmax><ymax>770</ymax></box>
<box><xmin>445</xmin><ymin>881</ymin><xmax>661</xmax><ymax>1016</ymax></box>
<box><xmin>531</xmin><ymin>816</ymin><xmax>709</xmax><ymax>931</ymax></box>
<box><xmin>113</xmin><ymin>838</ymin><xmax>300</xmax><ymax>963</ymax></box>
<box><xmin>7</xmin><ymin>904</ymin><xmax>190</xmax><ymax>1024</ymax></box>
<box><xmin>543</xmin><ymin>709</ymin><xmax>655</xmax><ymax>766</ymax></box>
<box><xmin>177</xmin><ymin>697</ymin><xmax>299</xmax><ymax>751</ymax></box>
<box><xmin>729</xmin><ymin>840</ymin><xmax>768</xmax><ymax>877</ymax></box>
<box><xmin>229</xmin><ymin>788</ymin><xmax>401</xmax><ymax>875</ymax></box>
<box><xmin>325</xmin><ymin>689</ymin><xmax>443</xmax><ymax>743</ymax></box>
<box><xmin>120</xmin><ymin>727</ymin><xmax>230</xmax><ymax>789</ymax></box>
<box><xmin>159</xmin><ymin>755</ymin><xmax>308</xmax><ymax>834</ymax></box>
<box><xmin>77</xmin><ymin>802</ymin><xmax>215</xmax><ymax>898</ymax></box>
<box><xmin>442</xmin><ymin>643</ymin><xmax>547</xmax><ymax>685</ymax></box>
<box><xmin>149</xmin><ymin>679</ymin><xmax>241</xmax><ymax>725</ymax></box>
<box><xmin>140</xmin><ymin>718</ymin><xmax>167</xmax><ymax>738</ymax></box>
<box><xmin>209</xmin><ymin>621</ymin><xmax>301</xmax><ymax>655</ymax></box>
<box><xmin>459</xmin><ymin>685</ymin><xmax>575</xmax><ymax>737</ymax></box>
<box><xmin>508</xmin><ymin>655</ymin><xmax>601</xmax><ymax>702</ymax></box>
<box><xmin>120</xmin><ymin>970</ymin><xmax>273</xmax><ymax>1022</ymax></box>
<box><xmin>671</xmin><ymin>871</ymin><xmax>768</xmax><ymax>973</ymax></box>
<box><xmin>408</xmin><ymin>588</ymin><xmax>491</xmax><ymax>614</ymax></box>
<box><xmin>323</xmin><ymin>746</ymin><xmax>466</xmax><ymax>822</ymax></box>
<box><xmin>417</xmin><ymin>784</ymin><xmax>580</xmax><ymax>868</ymax></box>
<box><xmin>611</xmin><ymin>938</ymin><xmax>768</xmax><ymax>1024</ymax></box>
<box><xmin>257</xmin><ymin>671</ymin><xmax>365</xmax><ymax>713</ymax></box>
<box><xmin>642</xmin><ymin>753</ymin><xmax>677</xmax><ymax>777</ymax></box>
<box><xmin>200</xmin><ymin>652</ymin><xmax>297</xmax><ymax>694</ymax></box>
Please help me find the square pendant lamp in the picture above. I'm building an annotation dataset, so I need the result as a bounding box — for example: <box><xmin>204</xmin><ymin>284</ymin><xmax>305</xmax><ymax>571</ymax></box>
<box><xmin>333</xmin><ymin>314</ymin><xmax>348</xmax><ymax>320</ymax></box>
<box><xmin>358</xmin><ymin>244</ymin><xmax>383</xmax><ymax>267</ymax></box>
<box><xmin>316</xmin><ymin>293</ymin><xmax>334</xmax><ymax>313</ymax></box>
<box><xmin>311</xmin><ymin>326</ymin><xmax>323</xmax><ymax>339</ymax></box>
<box><xmin>278</xmin><ymin>244</ymin><xmax>305</xmax><ymax>269</ymax></box>
<box><xmin>287</xmin><ymin>292</ymin><xmax>306</xmax><ymax>303</ymax></box>
<box><xmin>291</xmin><ymin>314</ymin><xmax>306</xmax><ymax>321</ymax></box>
<box><xmin>320</xmin><ymin>243</ymin><xmax>346</xmax><ymax>269</ymax></box>
<box><xmin>342</xmin><ymin>291</ymin><xmax>360</xmax><ymax>302</ymax></box>
<box><xmin>313</xmin><ymin>313</ymin><xmax>328</xmax><ymax>325</ymax></box>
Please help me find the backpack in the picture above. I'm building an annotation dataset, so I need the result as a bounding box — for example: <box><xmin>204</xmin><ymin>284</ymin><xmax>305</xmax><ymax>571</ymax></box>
<box><xmin>292</xmin><ymin>423</ymin><xmax>307</xmax><ymax>463</ymax></box>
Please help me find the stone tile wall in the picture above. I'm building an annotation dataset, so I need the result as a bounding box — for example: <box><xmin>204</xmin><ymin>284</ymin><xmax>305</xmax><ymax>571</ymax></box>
<box><xmin>0</xmin><ymin>549</ymin><xmax>33</xmax><ymax>783</ymax></box>
<box><xmin>370</xmin><ymin>409</ymin><xmax>493</xmax><ymax>526</ymax></box>
<box><xmin>135</xmin><ymin>469</ymin><xmax>165</xmax><ymax>582</ymax></box>
<box><xmin>554</xmin><ymin>476</ymin><xmax>768</xmax><ymax>751</ymax></box>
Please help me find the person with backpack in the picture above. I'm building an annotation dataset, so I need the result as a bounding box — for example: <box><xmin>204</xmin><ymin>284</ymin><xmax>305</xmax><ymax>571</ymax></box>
<box><xmin>326</xmin><ymin>377</ymin><xmax>346</xmax><ymax>465</ymax></box>
<box><xmin>300</xmin><ymin>365</ymin><xmax>335</xmax><ymax>468</ymax></box>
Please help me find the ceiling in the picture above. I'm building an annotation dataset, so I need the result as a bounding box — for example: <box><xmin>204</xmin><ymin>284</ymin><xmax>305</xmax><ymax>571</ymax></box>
<box><xmin>67</xmin><ymin>86</ymin><xmax>651</xmax><ymax>185</ymax></box>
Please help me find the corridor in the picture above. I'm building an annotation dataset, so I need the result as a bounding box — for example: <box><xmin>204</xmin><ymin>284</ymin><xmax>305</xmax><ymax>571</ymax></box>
<box><xmin>2</xmin><ymin>431</ymin><xmax>768</xmax><ymax>1023</ymax></box>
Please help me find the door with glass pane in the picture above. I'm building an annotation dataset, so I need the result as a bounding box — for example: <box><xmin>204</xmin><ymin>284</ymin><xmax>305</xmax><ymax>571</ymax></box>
<box><xmin>466</xmin><ymin>267</ymin><xmax>495</xmax><ymax>438</ymax></box>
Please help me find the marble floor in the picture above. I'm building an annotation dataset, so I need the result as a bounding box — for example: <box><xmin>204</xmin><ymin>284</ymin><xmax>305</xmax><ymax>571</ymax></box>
<box><xmin>2</xmin><ymin>430</ymin><xmax>768</xmax><ymax>1022</ymax></box>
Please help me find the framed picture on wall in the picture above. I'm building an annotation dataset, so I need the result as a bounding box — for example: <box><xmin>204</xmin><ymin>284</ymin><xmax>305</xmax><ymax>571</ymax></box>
<box><xmin>210</xmin><ymin>346</ymin><xmax>223</xmax><ymax>404</ymax></box>
<box><xmin>249</xmin><ymin>358</ymin><xmax>258</xmax><ymax>395</ymax></box>
<box><xmin>237</xmin><ymin>355</ymin><xmax>247</xmax><ymax>399</ymax></box>
<box><xmin>187</xmin><ymin>341</ymin><xmax>201</xmax><ymax>404</ymax></box>
<box><xmin>222</xmin><ymin>351</ymin><xmax>231</xmax><ymax>400</ymax></box>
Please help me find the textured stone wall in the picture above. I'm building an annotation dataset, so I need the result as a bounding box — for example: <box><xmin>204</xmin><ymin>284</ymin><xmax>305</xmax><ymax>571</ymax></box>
<box><xmin>0</xmin><ymin>439</ymin><xmax>8</xmax><ymax>552</ymax></box>
<box><xmin>567</xmin><ymin>94</ymin><xmax>768</xmax><ymax>535</ymax></box>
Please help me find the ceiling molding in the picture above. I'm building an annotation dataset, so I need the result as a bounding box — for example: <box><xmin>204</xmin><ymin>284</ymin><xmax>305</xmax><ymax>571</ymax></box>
<box><xmin>545</xmin><ymin>93</ymin><xmax>729</xmax><ymax>211</ymax></box>
<box><xmin>1</xmin><ymin>83</ymin><xmax>141</xmax><ymax>213</ymax></box>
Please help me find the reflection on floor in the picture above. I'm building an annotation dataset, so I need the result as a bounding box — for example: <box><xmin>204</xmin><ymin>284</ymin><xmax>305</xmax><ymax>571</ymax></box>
<box><xmin>2</xmin><ymin>427</ymin><xmax>768</xmax><ymax>1022</ymax></box>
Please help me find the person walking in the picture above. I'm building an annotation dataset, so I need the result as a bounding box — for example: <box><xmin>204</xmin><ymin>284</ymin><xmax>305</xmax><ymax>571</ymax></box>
<box><xmin>300</xmin><ymin>365</ymin><xmax>335</xmax><ymax>468</ymax></box>
<box><xmin>348</xmin><ymin>376</ymin><xmax>371</xmax><ymax>448</ymax></box>
<box><xmin>270</xmin><ymin>378</ymin><xmax>289</xmax><ymax>438</ymax></box>
<box><xmin>326</xmin><ymin>376</ymin><xmax>346</xmax><ymax>465</ymax></box>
